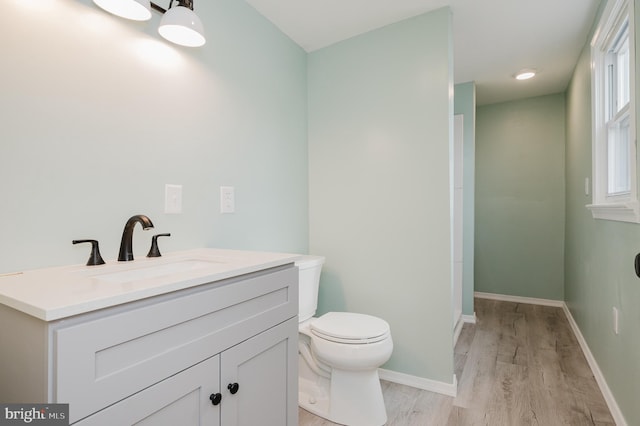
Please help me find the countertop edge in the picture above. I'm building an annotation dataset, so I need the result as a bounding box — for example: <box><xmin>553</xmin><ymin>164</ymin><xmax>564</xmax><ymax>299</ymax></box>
<box><xmin>0</xmin><ymin>249</ymin><xmax>302</xmax><ymax>322</ymax></box>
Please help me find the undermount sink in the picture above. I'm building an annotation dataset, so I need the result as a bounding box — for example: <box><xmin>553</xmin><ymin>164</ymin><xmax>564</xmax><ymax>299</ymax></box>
<box><xmin>91</xmin><ymin>259</ymin><xmax>223</xmax><ymax>284</ymax></box>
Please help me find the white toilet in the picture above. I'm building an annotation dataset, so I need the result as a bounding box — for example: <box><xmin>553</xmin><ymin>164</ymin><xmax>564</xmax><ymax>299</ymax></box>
<box><xmin>296</xmin><ymin>256</ymin><xmax>393</xmax><ymax>426</ymax></box>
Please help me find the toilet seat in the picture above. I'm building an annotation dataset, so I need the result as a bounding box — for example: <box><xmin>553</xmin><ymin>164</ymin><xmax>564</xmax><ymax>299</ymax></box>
<box><xmin>311</xmin><ymin>312</ymin><xmax>390</xmax><ymax>344</ymax></box>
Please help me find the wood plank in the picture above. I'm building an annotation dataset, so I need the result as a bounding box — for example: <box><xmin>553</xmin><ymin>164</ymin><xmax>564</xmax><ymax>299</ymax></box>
<box><xmin>382</xmin><ymin>381</ymin><xmax>422</xmax><ymax>425</ymax></box>
<box><xmin>401</xmin><ymin>390</ymin><xmax>453</xmax><ymax>426</ymax></box>
<box><xmin>454</xmin><ymin>329</ymin><xmax>499</xmax><ymax>410</ymax></box>
<box><xmin>481</xmin><ymin>361</ymin><xmax>535</xmax><ymax>425</ymax></box>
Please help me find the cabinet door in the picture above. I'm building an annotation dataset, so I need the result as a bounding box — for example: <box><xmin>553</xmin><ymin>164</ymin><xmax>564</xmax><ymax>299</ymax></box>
<box><xmin>74</xmin><ymin>356</ymin><xmax>220</xmax><ymax>426</ymax></box>
<box><xmin>220</xmin><ymin>317</ymin><xmax>298</xmax><ymax>426</ymax></box>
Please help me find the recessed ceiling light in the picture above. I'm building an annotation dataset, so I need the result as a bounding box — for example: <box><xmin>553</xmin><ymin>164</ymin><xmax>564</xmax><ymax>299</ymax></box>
<box><xmin>515</xmin><ymin>69</ymin><xmax>536</xmax><ymax>80</ymax></box>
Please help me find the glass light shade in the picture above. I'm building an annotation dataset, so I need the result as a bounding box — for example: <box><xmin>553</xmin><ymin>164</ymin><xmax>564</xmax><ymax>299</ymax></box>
<box><xmin>93</xmin><ymin>0</ymin><xmax>151</xmax><ymax>21</ymax></box>
<box><xmin>158</xmin><ymin>6</ymin><xmax>206</xmax><ymax>47</ymax></box>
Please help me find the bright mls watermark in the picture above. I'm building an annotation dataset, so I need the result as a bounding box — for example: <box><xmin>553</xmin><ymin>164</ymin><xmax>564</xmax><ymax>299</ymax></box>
<box><xmin>0</xmin><ymin>404</ymin><xmax>68</xmax><ymax>425</ymax></box>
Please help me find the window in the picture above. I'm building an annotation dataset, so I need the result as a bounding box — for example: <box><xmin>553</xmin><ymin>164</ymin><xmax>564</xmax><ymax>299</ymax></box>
<box><xmin>588</xmin><ymin>0</ymin><xmax>638</xmax><ymax>222</ymax></box>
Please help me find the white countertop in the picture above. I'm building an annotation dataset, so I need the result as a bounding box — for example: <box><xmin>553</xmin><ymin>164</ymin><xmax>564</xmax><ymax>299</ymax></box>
<box><xmin>0</xmin><ymin>248</ymin><xmax>301</xmax><ymax>321</ymax></box>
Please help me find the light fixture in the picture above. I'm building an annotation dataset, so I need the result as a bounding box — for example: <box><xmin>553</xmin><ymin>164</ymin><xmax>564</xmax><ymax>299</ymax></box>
<box><xmin>93</xmin><ymin>0</ymin><xmax>151</xmax><ymax>21</ymax></box>
<box><xmin>515</xmin><ymin>69</ymin><xmax>536</xmax><ymax>80</ymax></box>
<box><xmin>158</xmin><ymin>0</ymin><xmax>206</xmax><ymax>47</ymax></box>
<box><xmin>92</xmin><ymin>0</ymin><xmax>206</xmax><ymax>47</ymax></box>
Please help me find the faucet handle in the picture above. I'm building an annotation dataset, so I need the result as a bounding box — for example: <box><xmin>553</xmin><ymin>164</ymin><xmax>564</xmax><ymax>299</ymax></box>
<box><xmin>147</xmin><ymin>233</ymin><xmax>171</xmax><ymax>258</ymax></box>
<box><xmin>73</xmin><ymin>239</ymin><xmax>106</xmax><ymax>266</ymax></box>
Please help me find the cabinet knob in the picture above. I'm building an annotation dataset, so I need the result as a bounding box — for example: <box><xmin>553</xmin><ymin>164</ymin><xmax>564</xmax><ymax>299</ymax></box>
<box><xmin>227</xmin><ymin>383</ymin><xmax>239</xmax><ymax>394</ymax></box>
<box><xmin>209</xmin><ymin>393</ymin><xmax>222</xmax><ymax>405</ymax></box>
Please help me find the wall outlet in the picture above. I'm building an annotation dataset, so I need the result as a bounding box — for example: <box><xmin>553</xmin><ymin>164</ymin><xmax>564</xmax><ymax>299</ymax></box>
<box><xmin>613</xmin><ymin>307</ymin><xmax>619</xmax><ymax>335</ymax></box>
<box><xmin>220</xmin><ymin>186</ymin><xmax>235</xmax><ymax>214</ymax></box>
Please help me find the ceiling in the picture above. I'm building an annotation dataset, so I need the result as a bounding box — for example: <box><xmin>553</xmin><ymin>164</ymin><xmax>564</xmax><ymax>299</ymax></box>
<box><xmin>244</xmin><ymin>0</ymin><xmax>602</xmax><ymax>105</ymax></box>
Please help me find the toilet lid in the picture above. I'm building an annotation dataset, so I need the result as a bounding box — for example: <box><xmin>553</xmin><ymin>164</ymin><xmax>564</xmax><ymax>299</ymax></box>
<box><xmin>311</xmin><ymin>312</ymin><xmax>390</xmax><ymax>344</ymax></box>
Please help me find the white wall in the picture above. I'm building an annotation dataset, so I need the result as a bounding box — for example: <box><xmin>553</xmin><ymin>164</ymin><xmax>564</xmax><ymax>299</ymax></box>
<box><xmin>475</xmin><ymin>94</ymin><xmax>566</xmax><ymax>300</ymax></box>
<box><xmin>564</xmin><ymin>20</ymin><xmax>640</xmax><ymax>423</ymax></box>
<box><xmin>0</xmin><ymin>0</ymin><xmax>309</xmax><ymax>273</ymax></box>
<box><xmin>308</xmin><ymin>8</ymin><xmax>455</xmax><ymax>383</ymax></box>
<box><xmin>3</xmin><ymin>0</ymin><xmax>459</xmax><ymax>389</ymax></box>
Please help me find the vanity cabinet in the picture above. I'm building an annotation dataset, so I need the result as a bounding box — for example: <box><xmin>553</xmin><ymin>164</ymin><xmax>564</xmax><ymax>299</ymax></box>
<box><xmin>0</xmin><ymin>263</ymin><xmax>298</xmax><ymax>426</ymax></box>
<box><xmin>75</xmin><ymin>318</ymin><xmax>297</xmax><ymax>426</ymax></box>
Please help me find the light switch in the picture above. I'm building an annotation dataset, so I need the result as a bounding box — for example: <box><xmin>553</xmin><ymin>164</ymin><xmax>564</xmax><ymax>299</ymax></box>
<box><xmin>585</xmin><ymin>177</ymin><xmax>590</xmax><ymax>196</ymax></box>
<box><xmin>220</xmin><ymin>186</ymin><xmax>235</xmax><ymax>213</ymax></box>
<box><xmin>165</xmin><ymin>184</ymin><xmax>182</xmax><ymax>214</ymax></box>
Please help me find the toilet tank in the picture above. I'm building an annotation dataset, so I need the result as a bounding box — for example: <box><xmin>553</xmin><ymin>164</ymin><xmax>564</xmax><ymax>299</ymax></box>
<box><xmin>295</xmin><ymin>256</ymin><xmax>325</xmax><ymax>322</ymax></box>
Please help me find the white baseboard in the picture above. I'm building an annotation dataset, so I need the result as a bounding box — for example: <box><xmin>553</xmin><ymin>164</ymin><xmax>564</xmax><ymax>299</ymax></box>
<box><xmin>378</xmin><ymin>369</ymin><xmax>457</xmax><ymax>397</ymax></box>
<box><xmin>474</xmin><ymin>292</ymin><xmax>627</xmax><ymax>425</ymax></box>
<box><xmin>474</xmin><ymin>291</ymin><xmax>564</xmax><ymax>307</ymax></box>
<box><xmin>453</xmin><ymin>316</ymin><xmax>464</xmax><ymax>345</ymax></box>
<box><xmin>561</xmin><ymin>304</ymin><xmax>627</xmax><ymax>426</ymax></box>
<box><xmin>462</xmin><ymin>313</ymin><xmax>477</xmax><ymax>324</ymax></box>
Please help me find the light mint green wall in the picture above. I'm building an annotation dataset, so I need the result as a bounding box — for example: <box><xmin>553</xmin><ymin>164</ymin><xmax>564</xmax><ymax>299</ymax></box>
<box><xmin>454</xmin><ymin>82</ymin><xmax>476</xmax><ymax>316</ymax></box>
<box><xmin>564</xmin><ymin>9</ymin><xmax>640</xmax><ymax>423</ymax></box>
<box><xmin>475</xmin><ymin>94</ymin><xmax>566</xmax><ymax>300</ymax></box>
<box><xmin>0</xmin><ymin>0</ymin><xmax>308</xmax><ymax>273</ymax></box>
<box><xmin>308</xmin><ymin>8</ymin><xmax>455</xmax><ymax>383</ymax></box>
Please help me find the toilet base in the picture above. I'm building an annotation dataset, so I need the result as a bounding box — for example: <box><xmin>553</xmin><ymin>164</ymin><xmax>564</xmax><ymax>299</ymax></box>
<box><xmin>299</xmin><ymin>376</ymin><xmax>331</xmax><ymax>420</ymax></box>
<box><xmin>299</xmin><ymin>359</ymin><xmax>387</xmax><ymax>426</ymax></box>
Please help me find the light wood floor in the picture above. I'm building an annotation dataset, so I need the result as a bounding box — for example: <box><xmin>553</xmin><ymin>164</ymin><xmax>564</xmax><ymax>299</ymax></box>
<box><xmin>299</xmin><ymin>298</ymin><xmax>615</xmax><ymax>425</ymax></box>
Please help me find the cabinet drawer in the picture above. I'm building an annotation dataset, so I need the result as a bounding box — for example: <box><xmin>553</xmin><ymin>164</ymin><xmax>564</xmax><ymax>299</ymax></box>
<box><xmin>54</xmin><ymin>266</ymin><xmax>297</xmax><ymax>423</ymax></box>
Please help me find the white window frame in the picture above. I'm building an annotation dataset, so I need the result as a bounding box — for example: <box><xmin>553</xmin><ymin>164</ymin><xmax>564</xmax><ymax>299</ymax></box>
<box><xmin>587</xmin><ymin>0</ymin><xmax>639</xmax><ymax>222</ymax></box>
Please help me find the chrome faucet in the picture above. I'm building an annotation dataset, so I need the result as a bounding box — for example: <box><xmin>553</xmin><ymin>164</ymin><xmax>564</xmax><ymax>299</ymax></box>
<box><xmin>118</xmin><ymin>214</ymin><xmax>154</xmax><ymax>261</ymax></box>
